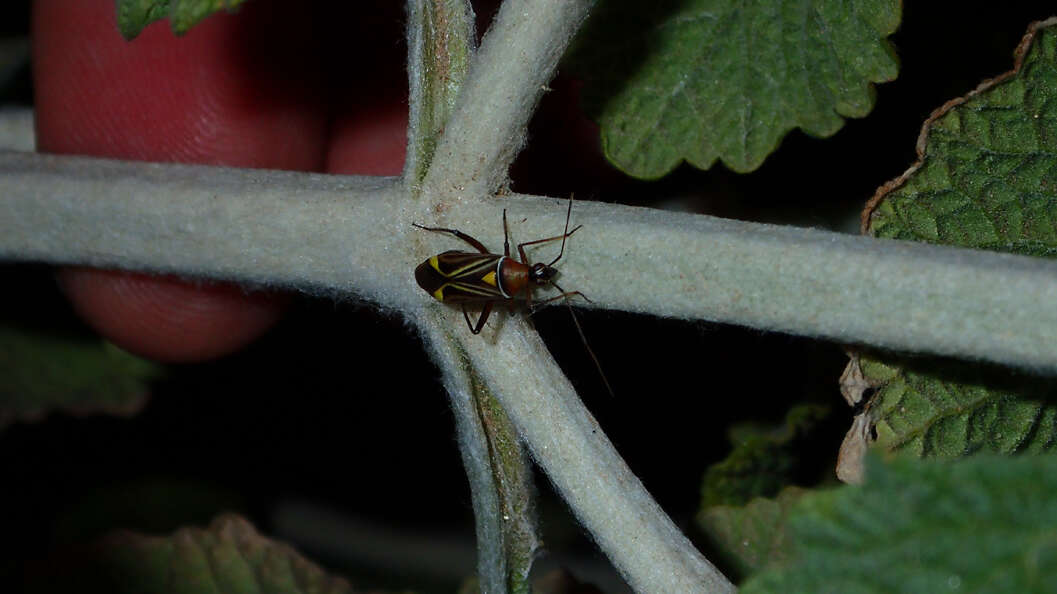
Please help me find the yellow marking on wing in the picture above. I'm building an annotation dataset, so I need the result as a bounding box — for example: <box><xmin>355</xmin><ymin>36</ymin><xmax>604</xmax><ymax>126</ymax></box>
<box><xmin>481</xmin><ymin>271</ymin><xmax>497</xmax><ymax>287</ymax></box>
<box><xmin>429</xmin><ymin>255</ymin><xmax>441</xmax><ymax>273</ymax></box>
<box><xmin>432</xmin><ymin>286</ymin><xmax>445</xmax><ymax>301</ymax></box>
<box><xmin>451</xmin><ymin>282</ymin><xmax>500</xmax><ymax>297</ymax></box>
<box><xmin>450</xmin><ymin>258</ymin><xmax>494</xmax><ymax>278</ymax></box>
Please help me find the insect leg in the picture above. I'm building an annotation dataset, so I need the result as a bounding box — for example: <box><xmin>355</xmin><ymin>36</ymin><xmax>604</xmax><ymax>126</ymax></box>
<box><xmin>531</xmin><ymin>291</ymin><xmax>591</xmax><ymax>310</ymax></box>
<box><xmin>412</xmin><ymin>223</ymin><xmax>489</xmax><ymax>254</ymax></box>
<box><xmin>562</xmin><ymin>299</ymin><xmax>614</xmax><ymax>398</ymax></box>
<box><xmin>463</xmin><ymin>302</ymin><xmax>494</xmax><ymax>335</ymax></box>
<box><xmin>531</xmin><ymin>280</ymin><xmax>613</xmax><ymax>397</ymax></box>
<box><xmin>502</xmin><ymin>209</ymin><xmax>511</xmax><ymax>257</ymax></box>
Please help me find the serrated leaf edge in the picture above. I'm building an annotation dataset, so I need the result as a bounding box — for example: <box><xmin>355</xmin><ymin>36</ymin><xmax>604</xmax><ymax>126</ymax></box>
<box><xmin>861</xmin><ymin>16</ymin><xmax>1057</xmax><ymax>234</ymax></box>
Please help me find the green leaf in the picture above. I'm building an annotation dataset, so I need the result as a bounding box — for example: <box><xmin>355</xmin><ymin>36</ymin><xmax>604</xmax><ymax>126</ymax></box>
<box><xmin>28</xmin><ymin>515</ymin><xmax>383</xmax><ymax>594</ymax></box>
<box><xmin>862</xmin><ymin>355</ymin><xmax>1057</xmax><ymax>458</ymax></box>
<box><xmin>866</xmin><ymin>18</ymin><xmax>1057</xmax><ymax>249</ymax></box>
<box><xmin>700</xmin><ymin>404</ymin><xmax>829</xmax><ymax>508</ymax></box>
<box><xmin>857</xmin><ymin>19</ymin><xmax>1057</xmax><ymax>462</ymax></box>
<box><xmin>116</xmin><ymin>0</ymin><xmax>171</xmax><ymax>40</ymax></box>
<box><xmin>167</xmin><ymin>0</ymin><xmax>246</xmax><ymax>36</ymax></box>
<box><xmin>697</xmin><ymin>487</ymin><xmax>804</xmax><ymax>579</ymax></box>
<box><xmin>0</xmin><ymin>326</ymin><xmax>160</xmax><ymax>429</ymax></box>
<box><xmin>116</xmin><ymin>0</ymin><xmax>246</xmax><ymax>41</ymax></box>
<box><xmin>568</xmin><ymin>0</ymin><xmax>900</xmax><ymax>177</ymax></box>
<box><xmin>742</xmin><ymin>455</ymin><xmax>1057</xmax><ymax>593</ymax></box>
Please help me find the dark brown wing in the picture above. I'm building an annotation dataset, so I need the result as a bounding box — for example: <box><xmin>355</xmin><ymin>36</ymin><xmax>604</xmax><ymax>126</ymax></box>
<box><xmin>415</xmin><ymin>251</ymin><xmax>506</xmax><ymax>303</ymax></box>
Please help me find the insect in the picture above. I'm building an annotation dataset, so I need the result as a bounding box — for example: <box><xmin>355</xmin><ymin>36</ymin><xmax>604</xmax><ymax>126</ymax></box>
<box><xmin>412</xmin><ymin>197</ymin><xmax>586</xmax><ymax>334</ymax></box>
<box><xmin>413</xmin><ymin>198</ymin><xmax>613</xmax><ymax>395</ymax></box>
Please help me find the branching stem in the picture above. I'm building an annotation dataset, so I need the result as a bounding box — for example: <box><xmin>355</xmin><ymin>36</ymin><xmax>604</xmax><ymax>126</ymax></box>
<box><xmin>7</xmin><ymin>1</ymin><xmax>1057</xmax><ymax>592</ymax></box>
<box><xmin>4</xmin><ymin>151</ymin><xmax>1056</xmax><ymax>376</ymax></box>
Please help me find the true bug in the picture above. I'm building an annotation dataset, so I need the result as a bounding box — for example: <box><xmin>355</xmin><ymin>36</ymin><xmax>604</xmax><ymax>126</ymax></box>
<box><xmin>412</xmin><ymin>198</ymin><xmax>587</xmax><ymax>334</ymax></box>
<box><xmin>413</xmin><ymin>198</ymin><xmax>613</xmax><ymax>395</ymax></box>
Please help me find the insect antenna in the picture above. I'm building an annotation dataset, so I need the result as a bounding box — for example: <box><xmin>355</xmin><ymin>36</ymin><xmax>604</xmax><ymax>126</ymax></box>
<box><xmin>552</xmin><ymin>281</ymin><xmax>615</xmax><ymax>398</ymax></box>
<box><xmin>547</xmin><ymin>195</ymin><xmax>577</xmax><ymax>267</ymax></box>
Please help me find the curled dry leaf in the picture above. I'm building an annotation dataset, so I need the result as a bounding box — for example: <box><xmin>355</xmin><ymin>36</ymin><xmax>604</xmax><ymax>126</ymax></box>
<box><xmin>836</xmin><ymin>354</ymin><xmax>882</xmax><ymax>484</ymax></box>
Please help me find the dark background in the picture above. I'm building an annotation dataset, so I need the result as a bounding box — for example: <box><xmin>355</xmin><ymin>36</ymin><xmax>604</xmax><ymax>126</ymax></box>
<box><xmin>2</xmin><ymin>3</ymin><xmax>1055</xmax><ymax>592</ymax></box>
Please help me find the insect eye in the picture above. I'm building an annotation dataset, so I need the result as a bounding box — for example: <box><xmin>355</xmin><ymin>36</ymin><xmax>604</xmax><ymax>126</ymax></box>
<box><xmin>536</xmin><ymin>266</ymin><xmax>557</xmax><ymax>282</ymax></box>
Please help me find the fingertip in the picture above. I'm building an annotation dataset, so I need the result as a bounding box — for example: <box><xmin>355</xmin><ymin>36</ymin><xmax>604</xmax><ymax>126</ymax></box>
<box><xmin>326</xmin><ymin>105</ymin><xmax>408</xmax><ymax>176</ymax></box>
<box><xmin>32</xmin><ymin>0</ymin><xmax>328</xmax><ymax>169</ymax></box>
<box><xmin>57</xmin><ymin>268</ymin><xmax>286</xmax><ymax>363</ymax></box>
<box><xmin>34</xmin><ymin>0</ymin><xmax>316</xmax><ymax>359</ymax></box>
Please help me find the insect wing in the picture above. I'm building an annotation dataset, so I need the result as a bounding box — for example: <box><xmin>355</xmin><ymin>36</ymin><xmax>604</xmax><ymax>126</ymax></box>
<box><xmin>415</xmin><ymin>251</ymin><xmax>505</xmax><ymax>303</ymax></box>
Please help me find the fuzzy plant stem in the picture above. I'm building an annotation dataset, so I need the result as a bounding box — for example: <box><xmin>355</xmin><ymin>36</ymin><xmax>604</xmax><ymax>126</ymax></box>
<box><xmin>418</xmin><ymin>0</ymin><xmax>594</xmax><ymax>199</ymax></box>
<box><xmin>10</xmin><ymin>149</ymin><xmax>1057</xmax><ymax>590</ymax></box>
<box><xmin>6</xmin><ymin>151</ymin><xmax>1057</xmax><ymax>375</ymax></box>
<box><xmin>404</xmin><ymin>0</ymin><xmax>476</xmax><ymax>188</ymax></box>
<box><xmin>0</xmin><ymin>151</ymin><xmax>410</xmax><ymax>304</ymax></box>
<box><xmin>7</xmin><ymin>143</ymin><xmax>1057</xmax><ymax>593</ymax></box>
<box><xmin>406</xmin><ymin>2</ymin><xmax>531</xmax><ymax>589</ymax></box>
<box><xmin>430</xmin><ymin>310</ymin><xmax>735</xmax><ymax>593</ymax></box>
<box><xmin>425</xmin><ymin>325</ymin><xmax>512</xmax><ymax>593</ymax></box>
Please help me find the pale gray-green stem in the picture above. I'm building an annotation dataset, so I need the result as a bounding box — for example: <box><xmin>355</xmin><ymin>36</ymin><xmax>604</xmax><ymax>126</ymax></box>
<box><xmin>418</xmin><ymin>0</ymin><xmax>594</xmax><ymax>199</ymax></box>
<box><xmin>404</xmin><ymin>0</ymin><xmax>476</xmax><ymax>188</ymax></box>
<box><xmin>406</xmin><ymin>3</ymin><xmax>528</xmax><ymax>589</ymax></box>
<box><xmin>5</xmin><ymin>151</ymin><xmax>1057</xmax><ymax>374</ymax></box>
<box><xmin>8</xmin><ymin>148</ymin><xmax>1057</xmax><ymax>591</ymax></box>
<box><xmin>423</xmin><ymin>321</ymin><xmax>511</xmax><ymax>593</ymax></box>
